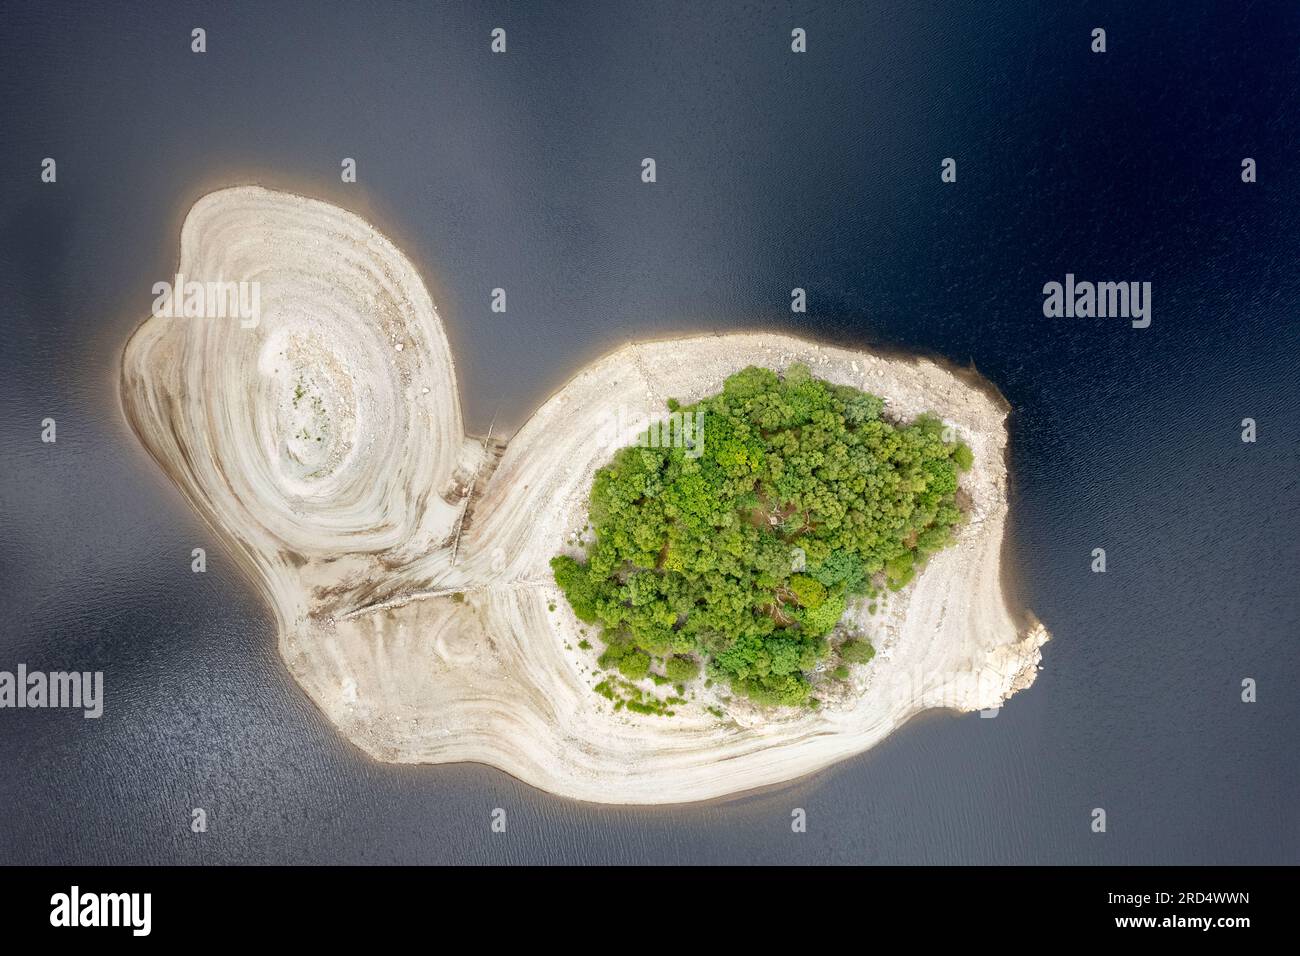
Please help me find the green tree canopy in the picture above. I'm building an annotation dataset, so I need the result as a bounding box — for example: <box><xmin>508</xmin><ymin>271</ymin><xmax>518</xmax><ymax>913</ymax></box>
<box><xmin>552</xmin><ymin>364</ymin><xmax>967</xmax><ymax>707</ymax></box>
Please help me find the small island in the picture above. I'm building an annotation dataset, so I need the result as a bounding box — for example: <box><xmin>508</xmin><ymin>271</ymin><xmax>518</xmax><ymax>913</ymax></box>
<box><xmin>121</xmin><ymin>187</ymin><xmax>1049</xmax><ymax>804</ymax></box>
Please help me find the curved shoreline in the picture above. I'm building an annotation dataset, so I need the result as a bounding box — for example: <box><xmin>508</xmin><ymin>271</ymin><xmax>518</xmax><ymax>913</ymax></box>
<box><xmin>121</xmin><ymin>186</ymin><xmax>1049</xmax><ymax>805</ymax></box>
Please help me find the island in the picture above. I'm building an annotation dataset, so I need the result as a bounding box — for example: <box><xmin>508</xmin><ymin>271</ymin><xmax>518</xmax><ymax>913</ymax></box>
<box><xmin>120</xmin><ymin>186</ymin><xmax>1049</xmax><ymax>804</ymax></box>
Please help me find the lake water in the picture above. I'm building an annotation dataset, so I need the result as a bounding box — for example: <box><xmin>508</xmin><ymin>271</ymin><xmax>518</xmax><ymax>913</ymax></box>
<box><xmin>1</xmin><ymin>0</ymin><xmax>1296</xmax><ymax>864</ymax></box>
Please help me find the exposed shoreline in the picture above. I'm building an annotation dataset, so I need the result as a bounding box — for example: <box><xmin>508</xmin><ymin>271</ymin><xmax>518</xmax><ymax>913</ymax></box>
<box><xmin>121</xmin><ymin>186</ymin><xmax>1049</xmax><ymax>805</ymax></box>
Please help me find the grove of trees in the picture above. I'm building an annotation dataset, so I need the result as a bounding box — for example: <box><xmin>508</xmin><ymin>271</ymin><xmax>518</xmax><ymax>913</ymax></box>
<box><xmin>552</xmin><ymin>364</ymin><xmax>971</xmax><ymax>708</ymax></box>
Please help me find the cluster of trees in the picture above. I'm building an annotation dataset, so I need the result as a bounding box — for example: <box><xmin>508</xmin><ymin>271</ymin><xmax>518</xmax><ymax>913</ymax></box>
<box><xmin>552</xmin><ymin>364</ymin><xmax>971</xmax><ymax>708</ymax></box>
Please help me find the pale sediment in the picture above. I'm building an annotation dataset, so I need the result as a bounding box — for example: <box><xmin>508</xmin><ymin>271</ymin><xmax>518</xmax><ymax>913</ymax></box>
<box><xmin>121</xmin><ymin>186</ymin><xmax>1049</xmax><ymax>805</ymax></box>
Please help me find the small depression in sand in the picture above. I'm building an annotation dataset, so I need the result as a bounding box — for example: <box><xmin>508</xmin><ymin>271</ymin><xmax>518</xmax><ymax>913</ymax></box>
<box><xmin>264</xmin><ymin>326</ymin><xmax>366</xmax><ymax>491</ymax></box>
<box><xmin>121</xmin><ymin>186</ymin><xmax>1049</xmax><ymax>804</ymax></box>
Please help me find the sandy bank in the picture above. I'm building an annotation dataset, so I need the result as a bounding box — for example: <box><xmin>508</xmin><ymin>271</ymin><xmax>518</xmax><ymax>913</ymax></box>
<box><xmin>121</xmin><ymin>186</ymin><xmax>1049</xmax><ymax>804</ymax></box>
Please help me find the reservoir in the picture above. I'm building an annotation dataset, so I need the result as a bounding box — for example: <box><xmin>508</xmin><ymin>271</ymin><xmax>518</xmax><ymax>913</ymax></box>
<box><xmin>0</xmin><ymin>0</ymin><xmax>1296</xmax><ymax>863</ymax></box>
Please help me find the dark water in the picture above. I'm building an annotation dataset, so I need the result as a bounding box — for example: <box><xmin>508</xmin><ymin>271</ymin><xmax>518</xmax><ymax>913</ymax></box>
<box><xmin>1</xmin><ymin>1</ymin><xmax>1297</xmax><ymax>864</ymax></box>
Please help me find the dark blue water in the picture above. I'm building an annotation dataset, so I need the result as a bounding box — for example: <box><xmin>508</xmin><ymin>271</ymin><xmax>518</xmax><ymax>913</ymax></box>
<box><xmin>1</xmin><ymin>0</ymin><xmax>1296</xmax><ymax>864</ymax></box>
